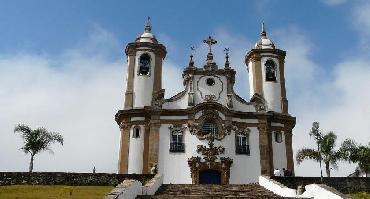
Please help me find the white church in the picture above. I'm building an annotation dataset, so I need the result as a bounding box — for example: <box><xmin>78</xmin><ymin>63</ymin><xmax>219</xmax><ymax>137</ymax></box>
<box><xmin>115</xmin><ymin>18</ymin><xmax>296</xmax><ymax>185</ymax></box>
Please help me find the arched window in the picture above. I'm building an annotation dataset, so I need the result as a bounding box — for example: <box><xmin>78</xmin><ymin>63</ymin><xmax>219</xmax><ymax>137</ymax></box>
<box><xmin>138</xmin><ymin>53</ymin><xmax>151</xmax><ymax>75</ymax></box>
<box><xmin>132</xmin><ymin>126</ymin><xmax>140</xmax><ymax>138</ymax></box>
<box><xmin>265</xmin><ymin>60</ymin><xmax>276</xmax><ymax>81</ymax></box>
<box><xmin>169</xmin><ymin>125</ymin><xmax>185</xmax><ymax>152</ymax></box>
<box><xmin>275</xmin><ymin>131</ymin><xmax>283</xmax><ymax>143</ymax></box>
<box><xmin>202</xmin><ymin>121</ymin><xmax>218</xmax><ymax>137</ymax></box>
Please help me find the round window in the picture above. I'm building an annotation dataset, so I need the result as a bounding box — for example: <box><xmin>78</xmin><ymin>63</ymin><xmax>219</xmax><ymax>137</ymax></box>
<box><xmin>206</xmin><ymin>78</ymin><xmax>215</xmax><ymax>86</ymax></box>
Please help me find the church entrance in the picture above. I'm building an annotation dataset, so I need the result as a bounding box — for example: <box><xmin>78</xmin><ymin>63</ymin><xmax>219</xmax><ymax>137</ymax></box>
<box><xmin>199</xmin><ymin>169</ymin><xmax>221</xmax><ymax>184</ymax></box>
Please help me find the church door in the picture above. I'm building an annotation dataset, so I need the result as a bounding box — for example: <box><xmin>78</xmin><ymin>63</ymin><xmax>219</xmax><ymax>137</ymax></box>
<box><xmin>199</xmin><ymin>169</ymin><xmax>221</xmax><ymax>184</ymax></box>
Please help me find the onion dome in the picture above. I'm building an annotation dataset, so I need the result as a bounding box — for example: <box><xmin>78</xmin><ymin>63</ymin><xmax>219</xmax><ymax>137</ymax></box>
<box><xmin>255</xmin><ymin>23</ymin><xmax>275</xmax><ymax>49</ymax></box>
<box><xmin>135</xmin><ymin>17</ymin><xmax>158</xmax><ymax>44</ymax></box>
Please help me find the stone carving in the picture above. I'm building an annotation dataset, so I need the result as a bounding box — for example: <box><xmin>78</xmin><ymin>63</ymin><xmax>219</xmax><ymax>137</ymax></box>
<box><xmin>204</xmin><ymin>94</ymin><xmax>216</xmax><ymax>102</ymax></box>
<box><xmin>251</xmin><ymin>93</ymin><xmax>267</xmax><ymax>112</ymax></box>
<box><xmin>187</xmin><ymin>109</ymin><xmax>232</xmax><ymax>141</ymax></box>
<box><xmin>169</xmin><ymin>124</ymin><xmax>186</xmax><ymax>135</ymax></box>
<box><xmin>226</xmin><ymin>94</ymin><xmax>233</xmax><ymax>108</ymax></box>
<box><xmin>197</xmin><ymin>138</ymin><xmax>225</xmax><ymax>162</ymax></box>
<box><xmin>119</xmin><ymin>122</ymin><xmax>131</xmax><ymax>130</ymax></box>
<box><xmin>235</xmin><ymin>127</ymin><xmax>251</xmax><ymax>136</ymax></box>
<box><xmin>196</xmin><ymin>75</ymin><xmax>224</xmax><ymax>102</ymax></box>
<box><xmin>151</xmin><ymin>89</ymin><xmax>165</xmax><ymax>110</ymax></box>
<box><xmin>188</xmin><ymin>137</ymin><xmax>233</xmax><ymax>185</ymax></box>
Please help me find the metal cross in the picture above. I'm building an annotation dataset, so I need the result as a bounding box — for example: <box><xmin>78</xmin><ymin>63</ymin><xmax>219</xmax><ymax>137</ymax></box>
<box><xmin>203</xmin><ymin>36</ymin><xmax>217</xmax><ymax>53</ymax></box>
<box><xmin>190</xmin><ymin>46</ymin><xmax>195</xmax><ymax>55</ymax></box>
<box><xmin>224</xmin><ymin>48</ymin><xmax>229</xmax><ymax>56</ymax></box>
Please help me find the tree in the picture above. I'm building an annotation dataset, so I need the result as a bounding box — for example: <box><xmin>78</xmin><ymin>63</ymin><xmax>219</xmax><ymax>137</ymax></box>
<box><xmin>296</xmin><ymin>122</ymin><xmax>342</xmax><ymax>177</ymax></box>
<box><xmin>14</xmin><ymin>124</ymin><xmax>64</xmax><ymax>172</ymax></box>
<box><xmin>340</xmin><ymin>139</ymin><xmax>370</xmax><ymax>177</ymax></box>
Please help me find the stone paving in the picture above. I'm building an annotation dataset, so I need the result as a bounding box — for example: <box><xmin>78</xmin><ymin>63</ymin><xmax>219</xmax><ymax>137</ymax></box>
<box><xmin>137</xmin><ymin>184</ymin><xmax>292</xmax><ymax>198</ymax></box>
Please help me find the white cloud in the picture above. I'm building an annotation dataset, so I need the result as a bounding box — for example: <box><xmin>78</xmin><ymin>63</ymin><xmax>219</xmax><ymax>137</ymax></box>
<box><xmin>352</xmin><ymin>2</ymin><xmax>370</xmax><ymax>48</ymax></box>
<box><xmin>274</xmin><ymin>25</ymin><xmax>370</xmax><ymax>177</ymax></box>
<box><xmin>0</xmin><ymin>26</ymin><xmax>125</xmax><ymax>173</ymax></box>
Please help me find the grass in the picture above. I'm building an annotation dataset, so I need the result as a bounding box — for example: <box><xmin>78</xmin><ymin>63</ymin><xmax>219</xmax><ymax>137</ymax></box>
<box><xmin>0</xmin><ymin>185</ymin><xmax>113</xmax><ymax>199</ymax></box>
<box><xmin>351</xmin><ymin>192</ymin><xmax>370</xmax><ymax>199</ymax></box>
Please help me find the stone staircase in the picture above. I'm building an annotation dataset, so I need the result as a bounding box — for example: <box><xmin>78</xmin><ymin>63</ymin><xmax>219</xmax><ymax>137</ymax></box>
<box><xmin>137</xmin><ymin>184</ymin><xmax>291</xmax><ymax>198</ymax></box>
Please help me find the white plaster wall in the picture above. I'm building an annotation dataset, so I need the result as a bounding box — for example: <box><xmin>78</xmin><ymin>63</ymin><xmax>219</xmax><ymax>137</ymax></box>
<box><xmin>162</xmin><ymin>85</ymin><xmax>189</xmax><ymax>110</ymax></box>
<box><xmin>248</xmin><ymin>61</ymin><xmax>255</xmax><ymax>98</ymax></box>
<box><xmin>158</xmin><ymin>123</ymin><xmax>262</xmax><ymax>184</ymax></box>
<box><xmin>131</xmin><ymin>117</ymin><xmax>145</xmax><ymax>121</ymax></box>
<box><xmin>115</xmin><ymin>180</ymin><xmax>142</xmax><ymax>199</ymax></box>
<box><xmin>193</xmin><ymin>75</ymin><xmax>227</xmax><ymax>106</ymax></box>
<box><xmin>142</xmin><ymin>174</ymin><xmax>163</xmax><ymax>195</ymax></box>
<box><xmin>232</xmin><ymin>95</ymin><xmax>256</xmax><ymax>112</ymax></box>
<box><xmin>128</xmin><ymin>125</ymin><xmax>144</xmax><ymax>174</ymax></box>
<box><xmin>261</xmin><ymin>56</ymin><xmax>282</xmax><ymax>112</ymax></box>
<box><xmin>272</xmin><ymin>131</ymin><xmax>287</xmax><ymax>172</ymax></box>
<box><xmin>133</xmin><ymin>51</ymin><xmax>155</xmax><ymax>108</ymax></box>
<box><xmin>258</xmin><ymin>176</ymin><xmax>297</xmax><ymax>197</ymax></box>
<box><xmin>301</xmin><ymin>184</ymin><xmax>345</xmax><ymax>199</ymax></box>
<box><xmin>223</xmin><ymin>127</ymin><xmax>261</xmax><ymax>184</ymax></box>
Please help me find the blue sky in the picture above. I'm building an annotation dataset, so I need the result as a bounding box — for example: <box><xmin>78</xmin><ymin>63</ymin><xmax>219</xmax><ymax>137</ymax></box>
<box><xmin>0</xmin><ymin>0</ymin><xmax>369</xmax><ymax>176</ymax></box>
<box><xmin>0</xmin><ymin>0</ymin><xmax>357</xmax><ymax>64</ymax></box>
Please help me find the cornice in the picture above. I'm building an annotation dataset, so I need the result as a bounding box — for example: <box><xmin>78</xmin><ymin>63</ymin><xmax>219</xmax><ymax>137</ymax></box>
<box><xmin>125</xmin><ymin>42</ymin><xmax>167</xmax><ymax>58</ymax></box>
<box><xmin>115</xmin><ymin>103</ymin><xmax>296</xmax><ymax>127</ymax></box>
<box><xmin>245</xmin><ymin>48</ymin><xmax>286</xmax><ymax>64</ymax></box>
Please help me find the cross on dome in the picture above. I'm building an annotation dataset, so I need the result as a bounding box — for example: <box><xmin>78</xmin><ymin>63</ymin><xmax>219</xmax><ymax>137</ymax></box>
<box><xmin>261</xmin><ymin>22</ymin><xmax>266</xmax><ymax>36</ymax></box>
<box><xmin>203</xmin><ymin>36</ymin><xmax>217</xmax><ymax>53</ymax></box>
<box><xmin>145</xmin><ymin>16</ymin><xmax>151</xmax><ymax>33</ymax></box>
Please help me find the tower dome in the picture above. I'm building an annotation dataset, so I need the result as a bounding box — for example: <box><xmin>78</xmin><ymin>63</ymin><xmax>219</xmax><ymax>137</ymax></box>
<box><xmin>255</xmin><ymin>23</ymin><xmax>275</xmax><ymax>49</ymax></box>
<box><xmin>135</xmin><ymin>17</ymin><xmax>158</xmax><ymax>44</ymax></box>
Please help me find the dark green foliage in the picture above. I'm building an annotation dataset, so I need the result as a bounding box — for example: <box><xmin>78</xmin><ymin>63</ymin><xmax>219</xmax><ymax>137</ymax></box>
<box><xmin>340</xmin><ymin>139</ymin><xmax>370</xmax><ymax>177</ymax></box>
<box><xmin>14</xmin><ymin>124</ymin><xmax>64</xmax><ymax>172</ymax></box>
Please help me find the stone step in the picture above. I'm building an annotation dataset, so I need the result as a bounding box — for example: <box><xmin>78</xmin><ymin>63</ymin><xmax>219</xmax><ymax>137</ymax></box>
<box><xmin>137</xmin><ymin>184</ymin><xmax>289</xmax><ymax>199</ymax></box>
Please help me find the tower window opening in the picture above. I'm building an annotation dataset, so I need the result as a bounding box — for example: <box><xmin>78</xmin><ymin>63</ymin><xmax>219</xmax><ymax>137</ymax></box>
<box><xmin>265</xmin><ymin>60</ymin><xmax>277</xmax><ymax>81</ymax></box>
<box><xmin>235</xmin><ymin>134</ymin><xmax>250</xmax><ymax>155</ymax></box>
<box><xmin>275</xmin><ymin>131</ymin><xmax>283</xmax><ymax>143</ymax></box>
<box><xmin>133</xmin><ymin>126</ymin><xmax>140</xmax><ymax>138</ymax></box>
<box><xmin>202</xmin><ymin>121</ymin><xmax>218</xmax><ymax>137</ymax></box>
<box><xmin>138</xmin><ymin>53</ymin><xmax>151</xmax><ymax>75</ymax></box>
<box><xmin>170</xmin><ymin>127</ymin><xmax>185</xmax><ymax>152</ymax></box>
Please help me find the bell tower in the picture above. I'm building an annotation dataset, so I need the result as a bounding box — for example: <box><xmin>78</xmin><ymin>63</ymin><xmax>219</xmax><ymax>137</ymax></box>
<box><xmin>124</xmin><ymin>17</ymin><xmax>167</xmax><ymax>109</ymax></box>
<box><xmin>245</xmin><ymin>23</ymin><xmax>288</xmax><ymax>113</ymax></box>
<box><xmin>118</xmin><ymin>17</ymin><xmax>166</xmax><ymax>174</ymax></box>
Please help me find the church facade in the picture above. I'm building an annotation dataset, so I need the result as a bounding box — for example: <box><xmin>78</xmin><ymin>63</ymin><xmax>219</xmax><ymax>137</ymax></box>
<box><xmin>115</xmin><ymin>19</ymin><xmax>296</xmax><ymax>184</ymax></box>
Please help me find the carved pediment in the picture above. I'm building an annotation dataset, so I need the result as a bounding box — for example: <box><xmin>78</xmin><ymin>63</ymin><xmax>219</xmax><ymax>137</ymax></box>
<box><xmin>187</xmin><ymin>109</ymin><xmax>232</xmax><ymax>141</ymax></box>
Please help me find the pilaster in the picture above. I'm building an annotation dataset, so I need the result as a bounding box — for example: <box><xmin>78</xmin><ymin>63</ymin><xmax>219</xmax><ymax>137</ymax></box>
<box><xmin>284</xmin><ymin>129</ymin><xmax>294</xmax><ymax>174</ymax></box>
<box><xmin>258</xmin><ymin>120</ymin><xmax>273</xmax><ymax>176</ymax></box>
<box><xmin>124</xmin><ymin>55</ymin><xmax>135</xmax><ymax>109</ymax></box>
<box><xmin>118</xmin><ymin>123</ymin><xmax>131</xmax><ymax>174</ymax></box>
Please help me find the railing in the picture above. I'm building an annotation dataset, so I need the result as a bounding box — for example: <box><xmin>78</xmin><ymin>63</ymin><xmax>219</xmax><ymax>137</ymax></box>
<box><xmin>236</xmin><ymin>145</ymin><xmax>250</xmax><ymax>155</ymax></box>
<box><xmin>169</xmin><ymin>142</ymin><xmax>185</xmax><ymax>152</ymax></box>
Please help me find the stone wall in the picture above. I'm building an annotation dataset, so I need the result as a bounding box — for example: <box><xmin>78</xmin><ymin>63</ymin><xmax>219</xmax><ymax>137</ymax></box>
<box><xmin>272</xmin><ymin>176</ymin><xmax>370</xmax><ymax>194</ymax></box>
<box><xmin>0</xmin><ymin>172</ymin><xmax>154</xmax><ymax>186</ymax></box>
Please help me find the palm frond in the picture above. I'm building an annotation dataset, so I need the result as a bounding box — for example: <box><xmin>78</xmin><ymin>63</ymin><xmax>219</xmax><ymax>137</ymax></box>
<box><xmin>296</xmin><ymin>148</ymin><xmax>320</xmax><ymax>164</ymax></box>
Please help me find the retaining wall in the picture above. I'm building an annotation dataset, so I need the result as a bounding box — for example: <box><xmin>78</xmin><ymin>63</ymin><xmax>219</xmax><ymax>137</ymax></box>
<box><xmin>0</xmin><ymin>172</ymin><xmax>154</xmax><ymax>186</ymax></box>
<box><xmin>272</xmin><ymin>176</ymin><xmax>370</xmax><ymax>194</ymax></box>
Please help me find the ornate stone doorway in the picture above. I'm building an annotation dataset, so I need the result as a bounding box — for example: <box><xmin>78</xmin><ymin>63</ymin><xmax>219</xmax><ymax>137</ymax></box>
<box><xmin>199</xmin><ymin>169</ymin><xmax>221</xmax><ymax>184</ymax></box>
<box><xmin>188</xmin><ymin>137</ymin><xmax>233</xmax><ymax>185</ymax></box>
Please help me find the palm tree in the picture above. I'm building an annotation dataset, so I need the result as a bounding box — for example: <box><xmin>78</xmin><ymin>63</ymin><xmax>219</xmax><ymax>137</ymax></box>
<box><xmin>14</xmin><ymin>124</ymin><xmax>64</xmax><ymax>172</ymax></box>
<box><xmin>296</xmin><ymin>122</ymin><xmax>342</xmax><ymax>177</ymax></box>
<box><xmin>340</xmin><ymin>139</ymin><xmax>370</xmax><ymax>177</ymax></box>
